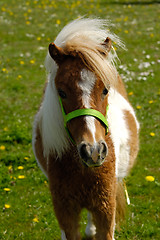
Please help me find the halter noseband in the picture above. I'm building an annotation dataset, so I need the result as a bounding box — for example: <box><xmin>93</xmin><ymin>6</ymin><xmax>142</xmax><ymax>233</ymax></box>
<box><xmin>59</xmin><ymin>97</ymin><xmax>109</xmax><ymax>143</ymax></box>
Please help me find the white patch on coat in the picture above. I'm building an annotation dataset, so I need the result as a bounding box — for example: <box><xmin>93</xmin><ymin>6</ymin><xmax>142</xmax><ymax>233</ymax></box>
<box><xmin>108</xmin><ymin>88</ymin><xmax>139</xmax><ymax>179</ymax></box>
<box><xmin>40</xmin><ymin>71</ymin><xmax>70</xmax><ymax>158</ymax></box>
<box><xmin>32</xmin><ymin>110</ymin><xmax>48</xmax><ymax>178</ymax></box>
<box><xmin>79</xmin><ymin>69</ymin><xmax>96</xmax><ymax>143</ymax></box>
<box><xmin>85</xmin><ymin>212</ymin><xmax>96</xmax><ymax>237</ymax></box>
<box><xmin>79</xmin><ymin>69</ymin><xmax>96</xmax><ymax>107</ymax></box>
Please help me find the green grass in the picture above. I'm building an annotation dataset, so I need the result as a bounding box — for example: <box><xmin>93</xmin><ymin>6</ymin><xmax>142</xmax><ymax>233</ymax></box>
<box><xmin>0</xmin><ymin>0</ymin><xmax>160</xmax><ymax>239</ymax></box>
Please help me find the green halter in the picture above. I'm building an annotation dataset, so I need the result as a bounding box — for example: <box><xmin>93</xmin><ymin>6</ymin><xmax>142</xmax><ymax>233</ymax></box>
<box><xmin>59</xmin><ymin>97</ymin><xmax>109</xmax><ymax>143</ymax></box>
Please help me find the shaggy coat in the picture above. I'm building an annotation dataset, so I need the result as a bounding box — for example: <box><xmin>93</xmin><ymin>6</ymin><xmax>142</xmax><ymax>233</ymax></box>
<box><xmin>33</xmin><ymin>18</ymin><xmax>139</xmax><ymax>240</ymax></box>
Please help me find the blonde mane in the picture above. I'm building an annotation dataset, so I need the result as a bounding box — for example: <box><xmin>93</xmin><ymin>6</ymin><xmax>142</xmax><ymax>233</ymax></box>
<box><xmin>45</xmin><ymin>18</ymin><xmax>125</xmax><ymax>88</ymax></box>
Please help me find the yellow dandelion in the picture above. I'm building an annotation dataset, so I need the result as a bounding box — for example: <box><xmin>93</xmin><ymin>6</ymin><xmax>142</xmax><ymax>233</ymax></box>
<box><xmin>128</xmin><ymin>91</ymin><xmax>133</xmax><ymax>96</ymax></box>
<box><xmin>33</xmin><ymin>217</ymin><xmax>39</xmax><ymax>223</ymax></box>
<box><xmin>150</xmin><ymin>132</ymin><xmax>155</xmax><ymax>137</ymax></box>
<box><xmin>44</xmin><ymin>180</ymin><xmax>48</xmax><ymax>185</ymax></box>
<box><xmin>56</xmin><ymin>19</ymin><xmax>61</xmax><ymax>25</ymax></box>
<box><xmin>20</xmin><ymin>60</ymin><xmax>25</xmax><ymax>65</ymax></box>
<box><xmin>0</xmin><ymin>145</ymin><xmax>5</xmax><ymax>150</ymax></box>
<box><xmin>18</xmin><ymin>175</ymin><xmax>25</xmax><ymax>179</ymax></box>
<box><xmin>30</xmin><ymin>59</ymin><xmax>35</xmax><ymax>64</ymax></box>
<box><xmin>150</xmin><ymin>33</ymin><xmax>154</xmax><ymax>38</ymax></box>
<box><xmin>24</xmin><ymin>157</ymin><xmax>29</xmax><ymax>160</ymax></box>
<box><xmin>2</xmin><ymin>68</ymin><xmax>8</xmax><ymax>73</ymax></box>
<box><xmin>145</xmin><ymin>176</ymin><xmax>155</xmax><ymax>182</ymax></box>
<box><xmin>8</xmin><ymin>165</ymin><xmax>12</xmax><ymax>170</ymax></box>
<box><xmin>124</xmin><ymin>16</ymin><xmax>128</xmax><ymax>22</ymax></box>
<box><xmin>4</xmin><ymin>188</ymin><xmax>11</xmax><ymax>192</ymax></box>
<box><xmin>17</xmin><ymin>75</ymin><xmax>22</xmax><ymax>79</ymax></box>
<box><xmin>124</xmin><ymin>30</ymin><xmax>129</xmax><ymax>34</ymax></box>
<box><xmin>4</xmin><ymin>127</ymin><xmax>8</xmax><ymax>131</ymax></box>
<box><xmin>5</xmin><ymin>204</ymin><xmax>11</xmax><ymax>209</ymax></box>
<box><xmin>9</xmin><ymin>11</ymin><xmax>14</xmax><ymax>16</ymax></box>
<box><xmin>27</xmin><ymin>9</ymin><xmax>32</xmax><ymax>13</ymax></box>
<box><xmin>136</xmin><ymin>105</ymin><xmax>142</xmax><ymax>109</ymax></box>
<box><xmin>37</xmin><ymin>37</ymin><xmax>41</xmax><ymax>41</ymax></box>
<box><xmin>18</xmin><ymin>166</ymin><xmax>24</xmax><ymax>170</ymax></box>
<box><xmin>26</xmin><ymin>21</ymin><xmax>30</xmax><ymax>25</ymax></box>
<box><xmin>1</xmin><ymin>7</ymin><xmax>6</xmax><ymax>12</ymax></box>
<box><xmin>149</xmin><ymin>100</ymin><xmax>154</xmax><ymax>104</ymax></box>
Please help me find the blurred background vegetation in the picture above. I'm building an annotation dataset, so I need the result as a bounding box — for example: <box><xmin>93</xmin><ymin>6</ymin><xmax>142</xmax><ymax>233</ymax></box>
<box><xmin>0</xmin><ymin>0</ymin><xmax>159</xmax><ymax>239</ymax></box>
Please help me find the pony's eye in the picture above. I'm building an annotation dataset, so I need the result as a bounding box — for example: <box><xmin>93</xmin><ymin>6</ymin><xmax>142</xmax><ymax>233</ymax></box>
<box><xmin>58</xmin><ymin>89</ymin><xmax>67</xmax><ymax>99</ymax></box>
<box><xmin>102</xmin><ymin>88</ymin><xmax>108</xmax><ymax>96</ymax></box>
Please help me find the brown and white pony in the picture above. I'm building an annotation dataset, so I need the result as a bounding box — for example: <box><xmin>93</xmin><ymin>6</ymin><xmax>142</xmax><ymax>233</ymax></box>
<box><xmin>33</xmin><ymin>18</ymin><xmax>139</xmax><ymax>240</ymax></box>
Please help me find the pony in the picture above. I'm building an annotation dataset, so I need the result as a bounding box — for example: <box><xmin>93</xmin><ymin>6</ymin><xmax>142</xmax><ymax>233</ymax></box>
<box><xmin>32</xmin><ymin>18</ymin><xmax>139</xmax><ymax>240</ymax></box>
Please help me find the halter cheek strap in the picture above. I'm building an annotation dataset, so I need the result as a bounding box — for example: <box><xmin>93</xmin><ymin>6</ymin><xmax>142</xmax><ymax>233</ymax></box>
<box><xmin>59</xmin><ymin>97</ymin><xmax>109</xmax><ymax>143</ymax></box>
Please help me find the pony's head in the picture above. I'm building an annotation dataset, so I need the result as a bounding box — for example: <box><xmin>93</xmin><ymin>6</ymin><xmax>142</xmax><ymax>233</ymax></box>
<box><xmin>48</xmin><ymin>38</ymin><xmax>113</xmax><ymax>167</ymax></box>
<box><xmin>42</xmin><ymin>18</ymin><xmax>124</xmax><ymax>167</ymax></box>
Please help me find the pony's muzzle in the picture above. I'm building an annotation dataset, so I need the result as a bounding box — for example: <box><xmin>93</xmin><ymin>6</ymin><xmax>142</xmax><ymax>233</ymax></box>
<box><xmin>78</xmin><ymin>140</ymin><xmax>108</xmax><ymax>167</ymax></box>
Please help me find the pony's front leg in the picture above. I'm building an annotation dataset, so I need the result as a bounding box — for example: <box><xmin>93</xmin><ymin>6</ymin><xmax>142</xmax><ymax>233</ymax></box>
<box><xmin>61</xmin><ymin>228</ymin><xmax>80</xmax><ymax>240</ymax></box>
<box><xmin>52</xmin><ymin>199</ymin><xmax>81</xmax><ymax>240</ymax></box>
<box><xmin>92</xmin><ymin>204</ymin><xmax>116</xmax><ymax>240</ymax></box>
<box><xmin>58</xmin><ymin>210</ymin><xmax>81</xmax><ymax>240</ymax></box>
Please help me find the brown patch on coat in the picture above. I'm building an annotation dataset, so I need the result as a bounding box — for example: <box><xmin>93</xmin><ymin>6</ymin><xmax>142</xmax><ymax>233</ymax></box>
<box><xmin>124</xmin><ymin>110</ymin><xmax>139</xmax><ymax>172</ymax></box>
<box><xmin>115</xmin><ymin>74</ymin><xmax>129</xmax><ymax>101</ymax></box>
<box><xmin>48</xmin><ymin>132</ymin><xmax>117</xmax><ymax>239</ymax></box>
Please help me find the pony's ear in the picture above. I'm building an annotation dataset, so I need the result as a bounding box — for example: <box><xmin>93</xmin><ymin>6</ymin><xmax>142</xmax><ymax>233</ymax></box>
<box><xmin>49</xmin><ymin>43</ymin><xmax>66</xmax><ymax>65</ymax></box>
<box><xmin>103</xmin><ymin>37</ymin><xmax>112</xmax><ymax>52</ymax></box>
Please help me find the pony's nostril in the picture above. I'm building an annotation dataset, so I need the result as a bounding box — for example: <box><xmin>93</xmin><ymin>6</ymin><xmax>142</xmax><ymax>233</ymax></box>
<box><xmin>99</xmin><ymin>141</ymin><xmax>108</xmax><ymax>159</ymax></box>
<box><xmin>79</xmin><ymin>143</ymin><xmax>91</xmax><ymax>160</ymax></box>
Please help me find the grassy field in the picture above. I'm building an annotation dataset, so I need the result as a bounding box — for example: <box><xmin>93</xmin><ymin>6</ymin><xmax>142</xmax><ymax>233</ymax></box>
<box><xmin>0</xmin><ymin>0</ymin><xmax>159</xmax><ymax>239</ymax></box>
